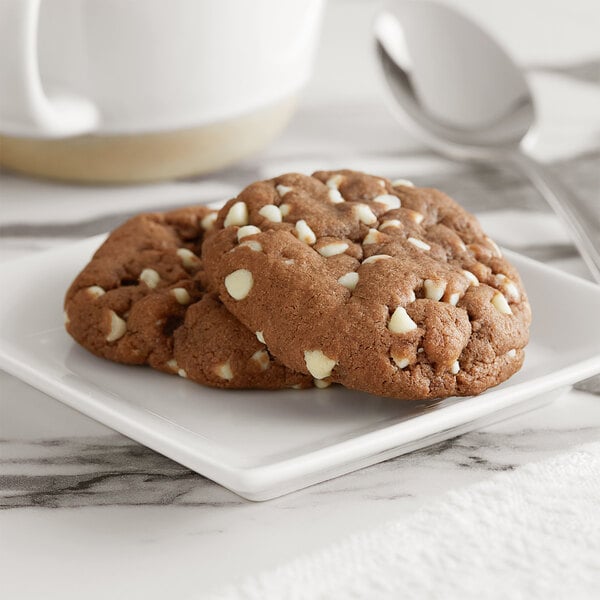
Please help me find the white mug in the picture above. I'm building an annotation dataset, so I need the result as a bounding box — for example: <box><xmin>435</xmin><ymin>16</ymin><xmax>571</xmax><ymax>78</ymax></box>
<box><xmin>0</xmin><ymin>0</ymin><xmax>323</xmax><ymax>182</ymax></box>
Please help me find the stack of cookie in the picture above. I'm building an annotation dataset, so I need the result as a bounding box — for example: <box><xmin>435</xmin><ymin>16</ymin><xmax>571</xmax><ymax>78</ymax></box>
<box><xmin>65</xmin><ymin>170</ymin><xmax>531</xmax><ymax>400</ymax></box>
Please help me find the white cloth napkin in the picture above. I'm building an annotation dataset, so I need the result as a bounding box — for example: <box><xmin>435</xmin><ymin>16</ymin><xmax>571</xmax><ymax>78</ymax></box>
<box><xmin>210</xmin><ymin>442</ymin><xmax>600</xmax><ymax>600</ymax></box>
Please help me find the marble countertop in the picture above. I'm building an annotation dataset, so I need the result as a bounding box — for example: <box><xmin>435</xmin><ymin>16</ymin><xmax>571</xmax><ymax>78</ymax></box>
<box><xmin>1</xmin><ymin>389</ymin><xmax>599</xmax><ymax>599</ymax></box>
<box><xmin>1</xmin><ymin>1</ymin><xmax>599</xmax><ymax>597</ymax></box>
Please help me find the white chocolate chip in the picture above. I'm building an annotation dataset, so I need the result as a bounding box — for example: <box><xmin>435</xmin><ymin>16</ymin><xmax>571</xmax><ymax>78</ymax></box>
<box><xmin>377</xmin><ymin>179</ymin><xmax>387</xmax><ymax>188</ymax></box>
<box><xmin>408</xmin><ymin>237</ymin><xmax>430</xmax><ymax>251</ymax></box>
<box><xmin>283</xmin><ymin>258</ymin><xmax>295</xmax><ymax>265</ymax></box>
<box><xmin>392</xmin><ymin>178</ymin><xmax>415</xmax><ymax>187</ymax></box>
<box><xmin>362</xmin><ymin>254</ymin><xmax>392</xmax><ymax>264</ymax></box>
<box><xmin>224</xmin><ymin>269</ymin><xmax>253</xmax><ymax>300</ymax></box>
<box><xmin>86</xmin><ymin>286</ymin><xmax>105</xmax><ymax>299</ymax></box>
<box><xmin>239</xmin><ymin>240</ymin><xmax>263</xmax><ymax>252</ymax></box>
<box><xmin>328</xmin><ymin>188</ymin><xmax>344</xmax><ymax>204</ymax></box>
<box><xmin>373</xmin><ymin>194</ymin><xmax>401</xmax><ymax>211</ymax></box>
<box><xmin>178</xmin><ymin>368</ymin><xmax>188</xmax><ymax>378</ymax></box>
<box><xmin>255</xmin><ymin>331</ymin><xmax>265</xmax><ymax>344</ymax></box>
<box><xmin>237</xmin><ymin>225</ymin><xmax>261</xmax><ymax>241</ymax></box>
<box><xmin>450</xmin><ymin>360</ymin><xmax>460</xmax><ymax>375</ymax></box>
<box><xmin>417</xmin><ymin>347</ymin><xmax>424</xmax><ymax>353</ymax></box>
<box><xmin>424</xmin><ymin>279</ymin><xmax>446</xmax><ymax>301</ymax></box>
<box><xmin>251</xmin><ymin>349</ymin><xmax>270</xmax><ymax>371</ymax></box>
<box><xmin>408</xmin><ymin>289</ymin><xmax>416</xmax><ymax>302</ymax></box>
<box><xmin>290</xmin><ymin>384</ymin><xmax>303</xmax><ymax>390</ymax></box>
<box><xmin>392</xmin><ymin>355</ymin><xmax>410</xmax><ymax>369</ymax></box>
<box><xmin>215</xmin><ymin>361</ymin><xmax>233</xmax><ymax>381</ymax></box>
<box><xmin>462</xmin><ymin>270</ymin><xmax>480</xmax><ymax>286</ymax></box>
<box><xmin>276</xmin><ymin>184</ymin><xmax>293</xmax><ymax>197</ymax></box>
<box><xmin>497</xmin><ymin>274</ymin><xmax>520</xmax><ymax>301</ymax></box>
<box><xmin>355</xmin><ymin>204</ymin><xmax>377</xmax><ymax>225</ymax></box>
<box><xmin>258</xmin><ymin>204</ymin><xmax>283</xmax><ymax>223</ymax></box>
<box><xmin>338</xmin><ymin>272</ymin><xmax>359</xmax><ymax>290</ymax></box>
<box><xmin>63</xmin><ymin>310</ymin><xmax>70</xmax><ymax>325</ymax></box>
<box><xmin>457</xmin><ymin>240</ymin><xmax>467</xmax><ymax>252</ymax></box>
<box><xmin>379</xmin><ymin>219</ymin><xmax>402</xmax><ymax>230</ymax></box>
<box><xmin>279</xmin><ymin>204</ymin><xmax>291</xmax><ymax>217</ymax></box>
<box><xmin>314</xmin><ymin>379</ymin><xmax>331</xmax><ymax>389</ymax></box>
<box><xmin>326</xmin><ymin>174</ymin><xmax>344</xmax><ymax>189</ymax></box>
<box><xmin>485</xmin><ymin>236</ymin><xmax>502</xmax><ymax>257</ymax></box>
<box><xmin>409</xmin><ymin>211</ymin><xmax>424</xmax><ymax>224</ymax></box>
<box><xmin>507</xmin><ymin>349</ymin><xmax>517</xmax><ymax>358</ymax></box>
<box><xmin>139</xmin><ymin>268</ymin><xmax>160</xmax><ymax>289</ymax></box>
<box><xmin>491</xmin><ymin>291</ymin><xmax>512</xmax><ymax>315</ymax></box>
<box><xmin>363</xmin><ymin>229</ymin><xmax>384</xmax><ymax>245</ymax></box>
<box><xmin>318</xmin><ymin>241</ymin><xmax>349</xmax><ymax>257</ymax></box>
<box><xmin>106</xmin><ymin>310</ymin><xmax>126</xmax><ymax>342</ymax></box>
<box><xmin>201</xmin><ymin>212</ymin><xmax>218</xmax><ymax>231</ymax></box>
<box><xmin>224</xmin><ymin>201</ymin><xmax>249</xmax><ymax>227</ymax></box>
<box><xmin>176</xmin><ymin>248</ymin><xmax>200</xmax><ymax>268</ymax></box>
<box><xmin>304</xmin><ymin>350</ymin><xmax>337</xmax><ymax>380</ymax></box>
<box><xmin>388</xmin><ymin>306</ymin><xmax>417</xmax><ymax>334</ymax></box>
<box><xmin>505</xmin><ymin>282</ymin><xmax>520</xmax><ymax>300</ymax></box>
<box><xmin>171</xmin><ymin>287</ymin><xmax>191</xmax><ymax>305</ymax></box>
<box><xmin>294</xmin><ymin>220</ymin><xmax>316</xmax><ymax>245</ymax></box>
<box><xmin>448</xmin><ymin>292</ymin><xmax>460</xmax><ymax>306</ymax></box>
<box><xmin>166</xmin><ymin>359</ymin><xmax>179</xmax><ymax>371</ymax></box>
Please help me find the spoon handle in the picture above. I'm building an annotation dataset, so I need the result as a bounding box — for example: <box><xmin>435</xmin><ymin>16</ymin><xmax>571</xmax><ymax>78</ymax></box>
<box><xmin>509</xmin><ymin>150</ymin><xmax>600</xmax><ymax>283</ymax></box>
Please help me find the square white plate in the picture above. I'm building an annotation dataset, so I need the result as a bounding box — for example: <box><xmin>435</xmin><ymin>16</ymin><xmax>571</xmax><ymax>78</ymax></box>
<box><xmin>1</xmin><ymin>236</ymin><xmax>599</xmax><ymax>500</ymax></box>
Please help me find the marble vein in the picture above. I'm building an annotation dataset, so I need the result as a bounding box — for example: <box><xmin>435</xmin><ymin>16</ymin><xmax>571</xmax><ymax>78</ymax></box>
<box><xmin>2</xmin><ymin>424</ymin><xmax>599</xmax><ymax>510</ymax></box>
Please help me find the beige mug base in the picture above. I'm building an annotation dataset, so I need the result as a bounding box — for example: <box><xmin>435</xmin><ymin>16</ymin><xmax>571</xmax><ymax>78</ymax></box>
<box><xmin>0</xmin><ymin>97</ymin><xmax>296</xmax><ymax>184</ymax></box>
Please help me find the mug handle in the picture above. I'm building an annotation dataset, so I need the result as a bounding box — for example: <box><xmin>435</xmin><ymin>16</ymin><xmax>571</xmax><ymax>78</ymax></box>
<box><xmin>0</xmin><ymin>0</ymin><xmax>99</xmax><ymax>137</ymax></box>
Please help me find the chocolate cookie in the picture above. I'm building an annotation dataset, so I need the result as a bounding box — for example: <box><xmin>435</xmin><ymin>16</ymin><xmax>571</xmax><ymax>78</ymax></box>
<box><xmin>64</xmin><ymin>206</ymin><xmax>215</xmax><ymax>372</ymax></box>
<box><xmin>64</xmin><ymin>206</ymin><xmax>312</xmax><ymax>390</ymax></box>
<box><xmin>203</xmin><ymin>170</ymin><xmax>531</xmax><ymax>399</ymax></box>
<box><xmin>173</xmin><ymin>293</ymin><xmax>312</xmax><ymax>390</ymax></box>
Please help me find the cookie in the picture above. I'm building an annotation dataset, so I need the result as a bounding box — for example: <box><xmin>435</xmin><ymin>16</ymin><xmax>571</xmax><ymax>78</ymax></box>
<box><xmin>173</xmin><ymin>293</ymin><xmax>312</xmax><ymax>390</ymax></box>
<box><xmin>203</xmin><ymin>170</ymin><xmax>531</xmax><ymax>400</ymax></box>
<box><xmin>64</xmin><ymin>206</ymin><xmax>312</xmax><ymax>390</ymax></box>
<box><xmin>64</xmin><ymin>206</ymin><xmax>214</xmax><ymax>371</ymax></box>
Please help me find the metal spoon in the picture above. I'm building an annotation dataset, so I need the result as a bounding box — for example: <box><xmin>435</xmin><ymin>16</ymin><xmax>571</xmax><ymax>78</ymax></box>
<box><xmin>373</xmin><ymin>0</ymin><xmax>600</xmax><ymax>283</ymax></box>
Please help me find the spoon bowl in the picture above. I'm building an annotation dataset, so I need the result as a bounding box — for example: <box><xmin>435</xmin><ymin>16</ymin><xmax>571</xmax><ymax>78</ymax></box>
<box><xmin>374</xmin><ymin>0</ymin><xmax>600</xmax><ymax>281</ymax></box>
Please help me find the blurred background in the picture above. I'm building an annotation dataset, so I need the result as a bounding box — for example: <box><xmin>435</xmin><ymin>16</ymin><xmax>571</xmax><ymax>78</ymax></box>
<box><xmin>1</xmin><ymin>0</ymin><xmax>599</xmax><ymax>273</ymax></box>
